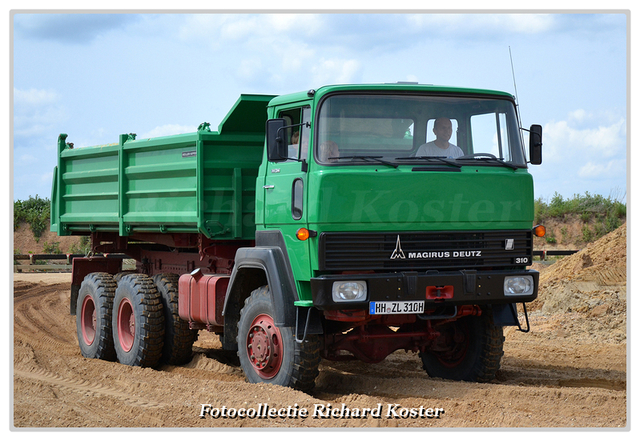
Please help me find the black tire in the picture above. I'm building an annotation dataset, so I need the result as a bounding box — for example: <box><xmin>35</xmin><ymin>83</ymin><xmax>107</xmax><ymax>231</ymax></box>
<box><xmin>112</xmin><ymin>274</ymin><xmax>165</xmax><ymax>367</ymax></box>
<box><xmin>237</xmin><ymin>286</ymin><xmax>320</xmax><ymax>392</ymax></box>
<box><xmin>76</xmin><ymin>272</ymin><xmax>117</xmax><ymax>361</ymax></box>
<box><xmin>113</xmin><ymin>271</ymin><xmax>136</xmax><ymax>283</ymax></box>
<box><xmin>419</xmin><ymin>308</ymin><xmax>504</xmax><ymax>382</ymax></box>
<box><xmin>153</xmin><ymin>273</ymin><xmax>198</xmax><ymax>365</ymax></box>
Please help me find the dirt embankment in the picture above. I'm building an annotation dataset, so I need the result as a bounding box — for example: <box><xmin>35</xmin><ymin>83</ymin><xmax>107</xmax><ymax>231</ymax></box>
<box><xmin>13</xmin><ymin>222</ymin><xmax>83</xmax><ymax>255</ymax></box>
<box><xmin>12</xmin><ymin>224</ymin><xmax>627</xmax><ymax>428</ymax></box>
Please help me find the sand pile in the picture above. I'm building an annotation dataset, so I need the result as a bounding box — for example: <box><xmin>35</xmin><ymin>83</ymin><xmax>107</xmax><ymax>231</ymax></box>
<box><xmin>539</xmin><ymin>222</ymin><xmax>626</xmax><ymax>288</ymax></box>
<box><xmin>529</xmin><ymin>223</ymin><xmax>627</xmax><ymax>342</ymax></box>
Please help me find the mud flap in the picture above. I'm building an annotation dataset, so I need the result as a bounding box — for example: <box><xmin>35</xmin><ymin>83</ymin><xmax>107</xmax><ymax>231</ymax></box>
<box><xmin>492</xmin><ymin>303</ymin><xmax>519</xmax><ymax>327</ymax></box>
<box><xmin>295</xmin><ymin>306</ymin><xmax>323</xmax><ymax>343</ymax></box>
<box><xmin>70</xmin><ymin>257</ymin><xmax>123</xmax><ymax>315</ymax></box>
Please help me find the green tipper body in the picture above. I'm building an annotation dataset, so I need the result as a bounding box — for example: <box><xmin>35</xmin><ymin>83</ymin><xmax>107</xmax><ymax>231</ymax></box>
<box><xmin>51</xmin><ymin>94</ymin><xmax>275</xmax><ymax>239</ymax></box>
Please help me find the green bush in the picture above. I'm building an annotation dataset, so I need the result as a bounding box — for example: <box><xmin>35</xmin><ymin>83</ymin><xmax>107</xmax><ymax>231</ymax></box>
<box><xmin>545</xmin><ymin>229</ymin><xmax>557</xmax><ymax>244</ymax></box>
<box><xmin>68</xmin><ymin>236</ymin><xmax>91</xmax><ymax>255</ymax></box>
<box><xmin>14</xmin><ymin>195</ymin><xmax>50</xmax><ymax>240</ymax></box>
<box><xmin>536</xmin><ymin>191</ymin><xmax>626</xmax><ymax>239</ymax></box>
<box><xmin>537</xmin><ymin>191</ymin><xmax>625</xmax><ymax>219</ymax></box>
<box><xmin>42</xmin><ymin>241</ymin><xmax>62</xmax><ymax>254</ymax></box>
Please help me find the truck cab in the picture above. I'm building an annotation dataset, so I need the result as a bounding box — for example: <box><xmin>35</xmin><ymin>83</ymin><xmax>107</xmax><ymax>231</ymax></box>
<box><xmin>229</xmin><ymin>83</ymin><xmax>543</xmax><ymax>387</ymax></box>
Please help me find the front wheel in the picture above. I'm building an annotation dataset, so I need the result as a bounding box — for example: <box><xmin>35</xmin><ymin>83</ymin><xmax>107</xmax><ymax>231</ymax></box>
<box><xmin>237</xmin><ymin>286</ymin><xmax>320</xmax><ymax>392</ymax></box>
<box><xmin>419</xmin><ymin>308</ymin><xmax>504</xmax><ymax>382</ymax></box>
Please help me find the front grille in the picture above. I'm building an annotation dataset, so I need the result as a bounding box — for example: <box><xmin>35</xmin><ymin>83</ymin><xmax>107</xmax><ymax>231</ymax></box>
<box><xmin>319</xmin><ymin>230</ymin><xmax>532</xmax><ymax>271</ymax></box>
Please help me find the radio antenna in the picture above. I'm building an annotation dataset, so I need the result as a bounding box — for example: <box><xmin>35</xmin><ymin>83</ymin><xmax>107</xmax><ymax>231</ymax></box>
<box><xmin>509</xmin><ymin>46</ymin><xmax>520</xmax><ymax>105</ymax></box>
<box><xmin>509</xmin><ymin>46</ymin><xmax>524</xmax><ymax>131</ymax></box>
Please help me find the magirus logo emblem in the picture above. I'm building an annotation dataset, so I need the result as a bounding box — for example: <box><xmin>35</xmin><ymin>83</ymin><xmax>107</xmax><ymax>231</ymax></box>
<box><xmin>390</xmin><ymin>235</ymin><xmax>406</xmax><ymax>259</ymax></box>
<box><xmin>505</xmin><ymin>239</ymin><xmax>515</xmax><ymax>250</ymax></box>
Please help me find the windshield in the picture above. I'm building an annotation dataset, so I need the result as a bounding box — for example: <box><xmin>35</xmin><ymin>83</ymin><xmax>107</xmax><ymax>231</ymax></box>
<box><xmin>315</xmin><ymin>93</ymin><xmax>526</xmax><ymax>167</ymax></box>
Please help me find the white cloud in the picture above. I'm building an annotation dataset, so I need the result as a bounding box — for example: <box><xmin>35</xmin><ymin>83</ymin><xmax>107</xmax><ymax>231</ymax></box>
<box><xmin>311</xmin><ymin>58</ymin><xmax>361</xmax><ymax>85</ymax></box>
<box><xmin>578</xmin><ymin>159</ymin><xmax>626</xmax><ymax>179</ymax></box>
<box><xmin>41</xmin><ymin>171</ymin><xmax>53</xmax><ymax>183</ymax></box>
<box><xmin>177</xmin><ymin>14</ymin><xmax>323</xmax><ymax>47</ymax></box>
<box><xmin>266</xmin><ymin>14</ymin><xmax>323</xmax><ymax>36</ymax></box>
<box><xmin>502</xmin><ymin>14</ymin><xmax>555</xmax><ymax>33</ymax></box>
<box><xmin>543</xmin><ymin>115</ymin><xmax>626</xmax><ymax>163</ymax></box>
<box><xmin>237</xmin><ymin>58</ymin><xmax>263</xmax><ymax>81</ymax></box>
<box><xmin>17</xmin><ymin>154</ymin><xmax>38</xmax><ymax>165</ymax></box>
<box><xmin>13</xmin><ymin>88</ymin><xmax>66</xmax><ymax>138</ymax></box>
<box><xmin>568</xmin><ymin>108</ymin><xmax>589</xmax><ymax>122</ymax></box>
<box><xmin>14</xmin><ymin>87</ymin><xmax>58</xmax><ymax>106</ymax></box>
<box><xmin>407</xmin><ymin>14</ymin><xmax>555</xmax><ymax>37</ymax></box>
<box><xmin>139</xmin><ymin>124</ymin><xmax>198</xmax><ymax>139</ymax></box>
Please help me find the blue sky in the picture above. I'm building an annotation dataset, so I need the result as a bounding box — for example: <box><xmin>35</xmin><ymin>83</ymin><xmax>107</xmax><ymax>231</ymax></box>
<box><xmin>10</xmin><ymin>10</ymin><xmax>630</xmax><ymax>204</ymax></box>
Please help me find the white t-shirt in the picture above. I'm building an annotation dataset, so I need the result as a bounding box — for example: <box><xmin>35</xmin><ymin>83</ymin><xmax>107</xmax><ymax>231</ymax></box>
<box><xmin>415</xmin><ymin>141</ymin><xmax>464</xmax><ymax>158</ymax></box>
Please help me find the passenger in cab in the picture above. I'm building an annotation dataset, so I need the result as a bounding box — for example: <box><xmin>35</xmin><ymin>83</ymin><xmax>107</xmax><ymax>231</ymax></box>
<box><xmin>319</xmin><ymin>141</ymin><xmax>339</xmax><ymax>162</ymax></box>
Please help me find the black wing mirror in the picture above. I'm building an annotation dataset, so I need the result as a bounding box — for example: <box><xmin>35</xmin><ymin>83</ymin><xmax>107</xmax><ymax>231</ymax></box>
<box><xmin>529</xmin><ymin>124</ymin><xmax>542</xmax><ymax>165</ymax></box>
<box><xmin>266</xmin><ymin>118</ymin><xmax>287</xmax><ymax>162</ymax></box>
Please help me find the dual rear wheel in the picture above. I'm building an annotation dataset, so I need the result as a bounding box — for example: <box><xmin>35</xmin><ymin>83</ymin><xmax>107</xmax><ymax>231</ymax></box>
<box><xmin>76</xmin><ymin>272</ymin><xmax>196</xmax><ymax>367</ymax></box>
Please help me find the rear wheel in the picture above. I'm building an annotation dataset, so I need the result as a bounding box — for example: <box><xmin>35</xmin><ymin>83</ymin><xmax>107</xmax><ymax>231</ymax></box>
<box><xmin>237</xmin><ymin>286</ymin><xmax>320</xmax><ymax>392</ymax></box>
<box><xmin>420</xmin><ymin>308</ymin><xmax>504</xmax><ymax>382</ymax></box>
<box><xmin>153</xmin><ymin>273</ymin><xmax>198</xmax><ymax>365</ymax></box>
<box><xmin>112</xmin><ymin>274</ymin><xmax>165</xmax><ymax>367</ymax></box>
<box><xmin>76</xmin><ymin>273</ymin><xmax>117</xmax><ymax>361</ymax></box>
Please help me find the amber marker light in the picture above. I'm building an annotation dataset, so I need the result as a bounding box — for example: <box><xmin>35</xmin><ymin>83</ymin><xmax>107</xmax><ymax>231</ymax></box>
<box><xmin>533</xmin><ymin>225</ymin><xmax>546</xmax><ymax>237</ymax></box>
<box><xmin>296</xmin><ymin>228</ymin><xmax>313</xmax><ymax>241</ymax></box>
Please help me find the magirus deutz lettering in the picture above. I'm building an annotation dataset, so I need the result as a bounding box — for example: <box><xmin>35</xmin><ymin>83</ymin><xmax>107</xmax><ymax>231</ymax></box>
<box><xmin>406</xmin><ymin>250</ymin><xmax>482</xmax><ymax>259</ymax></box>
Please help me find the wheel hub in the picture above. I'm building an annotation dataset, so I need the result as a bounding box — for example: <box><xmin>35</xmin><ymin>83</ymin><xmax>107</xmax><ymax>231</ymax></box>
<box><xmin>117</xmin><ymin>298</ymin><xmax>135</xmax><ymax>353</ymax></box>
<box><xmin>246</xmin><ymin>314</ymin><xmax>283</xmax><ymax>379</ymax></box>
<box><xmin>80</xmin><ymin>296</ymin><xmax>96</xmax><ymax>345</ymax></box>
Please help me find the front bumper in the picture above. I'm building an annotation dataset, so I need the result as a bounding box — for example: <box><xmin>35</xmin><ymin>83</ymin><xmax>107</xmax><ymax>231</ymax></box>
<box><xmin>310</xmin><ymin>269</ymin><xmax>538</xmax><ymax>310</ymax></box>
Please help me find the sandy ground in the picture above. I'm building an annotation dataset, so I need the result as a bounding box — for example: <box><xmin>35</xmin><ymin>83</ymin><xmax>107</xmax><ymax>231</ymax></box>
<box><xmin>11</xmin><ymin>225</ymin><xmax>628</xmax><ymax>429</ymax></box>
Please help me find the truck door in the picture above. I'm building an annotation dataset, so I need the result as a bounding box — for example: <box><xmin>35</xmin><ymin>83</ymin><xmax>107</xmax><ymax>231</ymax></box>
<box><xmin>263</xmin><ymin>106</ymin><xmax>311</xmax><ymax>226</ymax></box>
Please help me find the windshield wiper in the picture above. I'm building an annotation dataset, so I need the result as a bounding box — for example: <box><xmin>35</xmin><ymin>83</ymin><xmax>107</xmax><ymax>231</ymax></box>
<box><xmin>396</xmin><ymin>155</ymin><xmax>461</xmax><ymax>168</ymax></box>
<box><xmin>456</xmin><ymin>153</ymin><xmax>520</xmax><ymax>170</ymax></box>
<box><xmin>331</xmin><ymin>155</ymin><xmax>399</xmax><ymax>168</ymax></box>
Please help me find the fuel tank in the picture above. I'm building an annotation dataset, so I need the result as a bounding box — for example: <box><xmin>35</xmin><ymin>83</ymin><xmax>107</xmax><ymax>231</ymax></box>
<box><xmin>178</xmin><ymin>269</ymin><xmax>229</xmax><ymax>327</ymax></box>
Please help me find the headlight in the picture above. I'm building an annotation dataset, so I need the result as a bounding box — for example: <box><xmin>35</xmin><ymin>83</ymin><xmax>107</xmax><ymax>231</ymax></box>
<box><xmin>504</xmin><ymin>276</ymin><xmax>534</xmax><ymax>296</ymax></box>
<box><xmin>332</xmin><ymin>281</ymin><xmax>367</xmax><ymax>302</ymax></box>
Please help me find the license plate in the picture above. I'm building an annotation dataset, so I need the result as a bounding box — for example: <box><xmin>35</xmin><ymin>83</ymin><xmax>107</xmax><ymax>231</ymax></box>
<box><xmin>369</xmin><ymin>300</ymin><xmax>425</xmax><ymax>315</ymax></box>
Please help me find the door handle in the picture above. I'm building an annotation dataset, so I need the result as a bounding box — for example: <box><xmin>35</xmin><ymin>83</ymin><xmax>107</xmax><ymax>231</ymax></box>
<box><xmin>263</xmin><ymin>185</ymin><xmax>275</xmax><ymax>189</ymax></box>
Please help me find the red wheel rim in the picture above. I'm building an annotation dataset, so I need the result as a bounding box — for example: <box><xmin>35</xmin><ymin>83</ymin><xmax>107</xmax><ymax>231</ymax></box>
<box><xmin>80</xmin><ymin>295</ymin><xmax>96</xmax><ymax>345</ymax></box>
<box><xmin>246</xmin><ymin>313</ymin><xmax>283</xmax><ymax>379</ymax></box>
<box><xmin>117</xmin><ymin>298</ymin><xmax>135</xmax><ymax>352</ymax></box>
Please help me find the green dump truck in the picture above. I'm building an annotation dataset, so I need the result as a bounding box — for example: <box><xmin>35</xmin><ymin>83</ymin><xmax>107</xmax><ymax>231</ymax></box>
<box><xmin>51</xmin><ymin>83</ymin><xmax>544</xmax><ymax>391</ymax></box>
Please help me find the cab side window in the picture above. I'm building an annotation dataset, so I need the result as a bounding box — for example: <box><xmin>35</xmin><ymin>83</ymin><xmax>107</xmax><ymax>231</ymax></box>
<box><xmin>278</xmin><ymin>106</ymin><xmax>311</xmax><ymax>161</ymax></box>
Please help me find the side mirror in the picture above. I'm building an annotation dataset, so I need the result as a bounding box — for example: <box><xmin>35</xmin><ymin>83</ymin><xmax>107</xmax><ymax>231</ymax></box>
<box><xmin>529</xmin><ymin>124</ymin><xmax>542</xmax><ymax>165</ymax></box>
<box><xmin>266</xmin><ymin>118</ymin><xmax>287</xmax><ymax>162</ymax></box>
